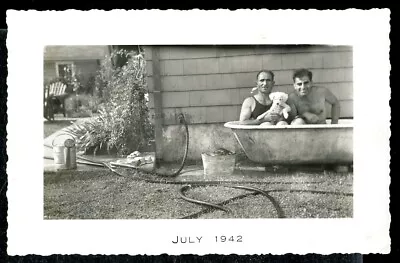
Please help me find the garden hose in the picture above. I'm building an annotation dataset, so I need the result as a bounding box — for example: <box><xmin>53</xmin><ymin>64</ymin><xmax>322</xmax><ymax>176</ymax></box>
<box><xmin>180</xmin><ymin>192</ymin><xmax>259</xmax><ymax>219</ymax></box>
<box><xmin>45</xmin><ymin>144</ymin><xmax>352</xmax><ymax>218</ymax></box>
<box><xmin>153</xmin><ymin>112</ymin><xmax>189</xmax><ymax>178</ymax></box>
<box><xmin>178</xmin><ymin>186</ymin><xmax>353</xmax><ymax>219</ymax></box>
<box><xmin>43</xmin><ymin>156</ymin><xmax>105</xmax><ymax>167</ymax></box>
<box><xmin>44</xmin><ymin>113</ymin><xmax>352</xmax><ymax>218</ymax></box>
<box><xmin>226</xmin><ymin>185</ymin><xmax>286</xmax><ymax>218</ymax></box>
<box><xmin>179</xmin><ymin>184</ymin><xmax>286</xmax><ymax>218</ymax></box>
<box><xmin>52</xmin><ymin>112</ymin><xmax>189</xmax><ymax>177</ymax></box>
<box><xmin>179</xmin><ymin>185</ymin><xmax>231</xmax><ymax>213</ymax></box>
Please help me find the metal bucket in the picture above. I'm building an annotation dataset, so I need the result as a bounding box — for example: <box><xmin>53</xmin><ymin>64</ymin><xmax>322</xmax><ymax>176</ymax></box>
<box><xmin>201</xmin><ymin>152</ymin><xmax>236</xmax><ymax>177</ymax></box>
<box><xmin>52</xmin><ymin>133</ymin><xmax>77</xmax><ymax>170</ymax></box>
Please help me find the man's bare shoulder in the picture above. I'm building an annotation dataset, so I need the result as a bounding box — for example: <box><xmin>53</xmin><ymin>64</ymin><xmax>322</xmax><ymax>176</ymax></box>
<box><xmin>312</xmin><ymin>86</ymin><xmax>327</xmax><ymax>94</ymax></box>
<box><xmin>288</xmin><ymin>92</ymin><xmax>299</xmax><ymax>102</ymax></box>
<box><xmin>242</xmin><ymin>96</ymin><xmax>255</xmax><ymax>106</ymax></box>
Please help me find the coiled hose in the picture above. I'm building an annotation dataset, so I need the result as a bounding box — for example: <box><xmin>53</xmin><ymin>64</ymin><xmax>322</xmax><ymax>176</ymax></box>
<box><xmin>179</xmin><ymin>184</ymin><xmax>286</xmax><ymax>218</ymax></box>
<box><xmin>44</xmin><ymin>113</ymin><xmax>352</xmax><ymax>218</ymax></box>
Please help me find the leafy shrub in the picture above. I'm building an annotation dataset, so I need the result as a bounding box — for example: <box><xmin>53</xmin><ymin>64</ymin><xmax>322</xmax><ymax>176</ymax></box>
<box><xmin>64</xmin><ymin>93</ymin><xmax>100</xmax><ymax>118</ymax></box>
<box><xmin>84</xmin><ymin>75</ymin><xmax>96</xmax><ymax>95</ymax></box>
<box><xmin>65</xmin><ymin>48</ymin><xmax>154</xmax><ymax>156</ymax></box>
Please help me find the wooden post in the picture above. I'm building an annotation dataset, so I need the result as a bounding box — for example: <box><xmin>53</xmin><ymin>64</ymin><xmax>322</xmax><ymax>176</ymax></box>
<box><xmin>151</xmin><ymin>46</ymin><xmax>164</xmax><ymax>163</ymax></box>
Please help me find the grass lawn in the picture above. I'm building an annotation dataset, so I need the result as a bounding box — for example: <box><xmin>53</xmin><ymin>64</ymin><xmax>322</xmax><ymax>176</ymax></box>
<box><xmin>44</xmin><ymin>168</ymin><xmax>353</xmax><ymax>219</ymax></box>
<box><xmin>43</xmin><ymin>116</ymin><xmax>353</xmax><ymax>220</ymax></box>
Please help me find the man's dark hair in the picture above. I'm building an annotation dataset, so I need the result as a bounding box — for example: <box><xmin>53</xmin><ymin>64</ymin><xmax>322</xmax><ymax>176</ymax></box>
<box><xmin>257</xmin><ymin>70</ymin><xmax>274</xmax><ymax>81</ymax></box>
<box><xmin>293</xmin><ymin>68</ymin><xmax>313</xmax><ymax>82</ymax></box>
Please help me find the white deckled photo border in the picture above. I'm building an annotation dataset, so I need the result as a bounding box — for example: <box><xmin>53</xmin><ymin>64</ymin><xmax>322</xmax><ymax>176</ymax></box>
<box><xmin>6</xmin><ymin>9</ymin><xmax>391</xmax><ymax>255</ymax></box>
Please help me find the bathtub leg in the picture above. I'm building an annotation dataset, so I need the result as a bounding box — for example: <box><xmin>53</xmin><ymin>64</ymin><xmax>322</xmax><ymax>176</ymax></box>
<box><xmin>265</xmin><ymin>165</ymin><xmax>289</xmax><ymax>173</ymax></box>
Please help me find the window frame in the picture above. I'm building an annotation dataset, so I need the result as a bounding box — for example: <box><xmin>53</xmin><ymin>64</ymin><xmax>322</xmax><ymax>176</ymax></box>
<box><xmin>55</xmin><ymin>61</ymin><xmax>75</xmax><ymax>79</ymax></box>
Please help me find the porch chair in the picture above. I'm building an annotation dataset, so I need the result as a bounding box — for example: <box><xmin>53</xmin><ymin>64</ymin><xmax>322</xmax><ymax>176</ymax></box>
<box><xmin>44</xmin><ymin>81</ymin><xmax>68</xmax><ymax>121</ymax></box>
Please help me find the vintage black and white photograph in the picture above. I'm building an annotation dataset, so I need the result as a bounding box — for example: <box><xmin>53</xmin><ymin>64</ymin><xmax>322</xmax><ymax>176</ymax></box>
<box><xmin>42</xmin><ymin>44</ymin><xmax>353</xmax><ymax>220</ymax></box>
<box><xmin>6</xmin><ymin>9</ymin><xmax>390</xmax><ymax>256</ymax></box>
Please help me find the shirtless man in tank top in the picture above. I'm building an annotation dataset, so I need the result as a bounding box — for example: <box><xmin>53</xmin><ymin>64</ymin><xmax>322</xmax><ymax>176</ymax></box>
<box><xmin>239</xmin><ymin>70</ymin><xmax>294</xmax><ymax>125</ymax></box>
<box><xmin>289</xmin><ymin>69</ymin><xmax>340</xmax><ymax>125</ymax></box>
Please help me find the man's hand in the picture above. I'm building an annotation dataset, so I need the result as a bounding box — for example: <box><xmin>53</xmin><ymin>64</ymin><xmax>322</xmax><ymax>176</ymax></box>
<box><xmin>257</xmin><ymin>111</ymin><xmax>280</xmax><ymax>122</ymax></box>
<box><xmin>302</xmin><ymin>112</ymin><xmax>319</xmax><ymax>124</ymax></box>
<box><xmin>238</xmin><ymin>119</ymin><xmax>262</xmax><ymax>125</ymax></box>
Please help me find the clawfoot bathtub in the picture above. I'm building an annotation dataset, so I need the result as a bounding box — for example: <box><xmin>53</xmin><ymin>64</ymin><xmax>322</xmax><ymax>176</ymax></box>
<box><xmin>224</xmin><ymin>119</ymin><xmax>353</xmax><ymax>165</ymax></box>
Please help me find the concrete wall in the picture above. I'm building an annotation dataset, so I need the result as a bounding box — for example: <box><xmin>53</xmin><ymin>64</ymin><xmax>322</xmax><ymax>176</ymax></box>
<box><xmin>161</xmin><ymin>123</ymin><xmax>240</xmax><ymax>162</ymax></box>
<box><xmin>143</xmin><ymin>45</ymin><xmax>353</xmax><ymax>162</ymax></box>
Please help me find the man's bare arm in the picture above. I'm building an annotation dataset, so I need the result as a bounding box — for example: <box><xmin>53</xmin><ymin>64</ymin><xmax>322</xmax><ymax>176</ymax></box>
<box><xmin>286</xmin><ymin>94</ymin><xmax>298</xmax><ymax>123</ymax></box>
<box><xmin>325</xmin><ymin>87</ymin><xmax>340</xmax><ymax>124</ymax></box>
<box><xmin>239</xmin><ymin>97</ymin><xmax>261</xmax><ymax>125</ymax></box>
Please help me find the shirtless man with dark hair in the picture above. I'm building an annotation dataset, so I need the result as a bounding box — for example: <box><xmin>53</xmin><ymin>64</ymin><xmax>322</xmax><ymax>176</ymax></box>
<box><xmin>289</xmin><ymin>68</ymin><xmax>341</xmax><ymax>125</ymax></box>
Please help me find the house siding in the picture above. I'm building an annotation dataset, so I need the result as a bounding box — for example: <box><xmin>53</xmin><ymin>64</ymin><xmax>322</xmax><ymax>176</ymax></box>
<box><xmin>44</xmin><ymin>61</ymin><xmax>57</xmax><ymax>83</ymax></box>
<box><xmin>74</xmin><ymin>60</ymin><xmax>101</xmax><ymax>86</ymax></box>
<box><xmin>43</xmin><ymin>45</ymin><xmax>110</xmax><ymax>88</ymax></box>
<box><xmin>43</xmin><ymin>59</ymin><xmax>101</xmax><ymax>87</ymax></box>
<box><xmin>144</xmin><ymin>45</ymin><xmax>353</xmax><ymax>126</ymax></box>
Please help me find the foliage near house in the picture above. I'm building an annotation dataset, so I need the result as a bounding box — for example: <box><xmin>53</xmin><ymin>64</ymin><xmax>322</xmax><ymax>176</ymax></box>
<box><xmin>66</xmin><ymin>48</ymin><xmax>154</xmax><ymax>156</ymax></box>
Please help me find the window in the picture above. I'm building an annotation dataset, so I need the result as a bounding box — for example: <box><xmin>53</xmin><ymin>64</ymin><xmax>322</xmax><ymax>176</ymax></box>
<box><xmin>55</xmin><ymin>62</ymin><xmax>75</xmax><ymax>79</ymax></box>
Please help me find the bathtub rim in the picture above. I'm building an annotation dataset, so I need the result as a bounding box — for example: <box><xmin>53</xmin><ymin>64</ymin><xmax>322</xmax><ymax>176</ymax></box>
<box><xmin>224</xmin><ymin>119</ymin><xmax>353</xmax><ymax>130</ymax></box>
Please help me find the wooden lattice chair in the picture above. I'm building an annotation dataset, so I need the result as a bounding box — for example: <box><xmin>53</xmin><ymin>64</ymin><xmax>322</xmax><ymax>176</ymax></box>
<box><xmin>44</xmin><ymin>81</ymin><xmax>68</xmax><ymax>121</ymax></box>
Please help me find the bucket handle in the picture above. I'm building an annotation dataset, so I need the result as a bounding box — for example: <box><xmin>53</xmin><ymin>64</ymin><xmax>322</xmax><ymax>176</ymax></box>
<box><xmin>52</xmin><ymin>133</ymin><xmax>76</xmax><ymax>147</ymax></box>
